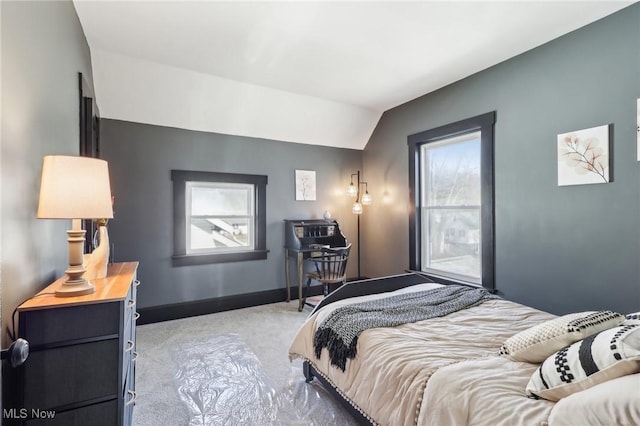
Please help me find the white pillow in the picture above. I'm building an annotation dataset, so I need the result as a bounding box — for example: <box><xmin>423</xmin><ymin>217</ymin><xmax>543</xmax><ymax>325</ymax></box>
<box><xmin>548</xmin><ymin>374</ymin><xmax>640</xmax><ymax>426</ymax></box>
<box><xmin>526</xmin><ymin>325</ymin><xmax>640</xmax><ymax>402</ymax></box>
<box><xmin>499</xmin><ymin>311</ymin><xmax>624</xmax><ymax>363</ymax></box>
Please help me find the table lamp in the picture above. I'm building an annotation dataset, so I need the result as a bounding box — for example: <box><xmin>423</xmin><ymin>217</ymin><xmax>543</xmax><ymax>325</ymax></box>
<box><xmin>37</xmin><ymin>155</ymin><xmax>114</xmax><ymax>297</ymax></box>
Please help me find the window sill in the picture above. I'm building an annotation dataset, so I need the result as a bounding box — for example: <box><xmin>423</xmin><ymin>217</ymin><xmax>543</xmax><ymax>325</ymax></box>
<box><xmin>172</xmin><ymin>250</ymin><xmax>269</xmax><ymax>267</ymax></box>
<box><xmin>411</xmin><ymin>269</ymin><xmax>494</xmax><ymax>293</ymax></box>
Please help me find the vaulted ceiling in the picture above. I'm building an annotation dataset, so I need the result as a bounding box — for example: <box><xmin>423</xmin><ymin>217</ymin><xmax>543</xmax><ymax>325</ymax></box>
<box><xmin>73</xmin><ymin>1</ymin><xmax>634</xmax><ymax>149</ymax></box>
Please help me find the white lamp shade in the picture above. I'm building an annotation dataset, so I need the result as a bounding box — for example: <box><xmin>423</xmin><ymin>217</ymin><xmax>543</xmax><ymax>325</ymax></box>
<box><xmin>352</xmin><ymin>201</ymin><xmax>363</xmax><ymax>215</ymax></box>
<box><xmin>347</xmin><ymin>183</ymin><xmax>357</xmax><ymax>197</ymax></box>
<box><xmin>361</xmin><ymin>191</ymin><xmax>372</xmax><ymax>205</ymax></box>
<box><xmin>37</xmin><ymin>155</ymin><xmax>114</xmax><ymax>219</ymax></box>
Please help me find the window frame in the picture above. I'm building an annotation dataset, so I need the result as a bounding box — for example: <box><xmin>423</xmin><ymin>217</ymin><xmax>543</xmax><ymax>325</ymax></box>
<box><xmin>420</xmin><ymin>131</ymin><xmax>482</xmax><ymax>283</ymax></box>
<box><xmin>172</xmin><ymin>170</ymin><xmax>268</xmax><ymax>266</ymax></box>
<box><xmin>408</xmin><ymin>111</ymin><xmax>496</xmax><ymax>291</ymax></box>
<box><xmin>185</xmin><ymin>181</ymin><xmax>255</xmax><ymax>255</ymax></box>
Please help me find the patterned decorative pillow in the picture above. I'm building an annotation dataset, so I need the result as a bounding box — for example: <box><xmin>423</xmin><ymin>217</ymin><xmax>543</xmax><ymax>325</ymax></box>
<box><xmin>525</xmin><ymin>324</ymin><xmax>640</xmax><ymax>401</ymax></box>
<box><xmin>498</xmin><ymin>311</ymin><xmax>625</xmax><ymax>363</ymax></box>
<box><xmin>624</xmin><ymin>312</ymin><xmax>640</xmax><ymax>325</ymax></box>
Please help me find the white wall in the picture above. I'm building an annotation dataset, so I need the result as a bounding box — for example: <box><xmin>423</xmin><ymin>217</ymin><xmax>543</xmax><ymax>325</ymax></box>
<box><xmin>91</xmin><ymin>50</ymin><xmax>381</xmax><ymax>149</ymax></box>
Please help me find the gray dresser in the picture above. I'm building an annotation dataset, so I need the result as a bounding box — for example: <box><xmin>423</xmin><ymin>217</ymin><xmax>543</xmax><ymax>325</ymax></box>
<box><xmin>14</xmin><ymin>262</ymin><xmax>139</xmax><ymax>425</ymax></box>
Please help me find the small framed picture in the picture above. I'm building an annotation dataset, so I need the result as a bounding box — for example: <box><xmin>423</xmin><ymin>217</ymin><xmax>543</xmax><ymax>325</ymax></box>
<box><xmin>295</xmin><ymin>170</ymin><xmax>316</xmax><ymax>200</ymax></box>
<box><xmin>557</xmin><ymin>124</ymin><xmax>610</xmax><ymax>186</ymax></box>
<box><xmin>636</xmin><ymin>98</ymin><xmax>639</xmax><ymax>161</ymax></box>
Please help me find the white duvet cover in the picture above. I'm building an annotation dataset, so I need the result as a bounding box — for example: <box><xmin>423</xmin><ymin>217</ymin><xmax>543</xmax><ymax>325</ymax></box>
<box><xmin>289</xmin><ymin>284</ymin><xmax>557</xmax><ymax>425</ymax></box>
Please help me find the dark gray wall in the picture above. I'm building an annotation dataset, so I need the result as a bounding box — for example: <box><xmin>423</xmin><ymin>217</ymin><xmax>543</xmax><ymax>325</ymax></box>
<box><xmin>101</xmin><ymin>120</ymin><xmax>362</xmax><ymax>309</ymax></box>
<box><xmin>362</xmin><ymin>4</ymin><xmax>640</xmax><ymax>315</ymax></box>
<box><xmin>1</xmin><ymin>1</ymin><xmax>95</xmax><ymax>346</ymax></box>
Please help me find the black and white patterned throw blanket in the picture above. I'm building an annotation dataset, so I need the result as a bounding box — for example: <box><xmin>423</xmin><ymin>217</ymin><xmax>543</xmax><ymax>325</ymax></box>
<box><xmin>313</xmin><ymin>284</ymin><xmax>499</xmax><ymax>371</ymax></box>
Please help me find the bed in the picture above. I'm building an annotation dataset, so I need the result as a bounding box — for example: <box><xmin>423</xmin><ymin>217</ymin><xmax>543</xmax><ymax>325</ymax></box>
<box><xmin>288</xmin><ymin>273</ymin><xmax>640</xmax><ymax>425</ymax></box>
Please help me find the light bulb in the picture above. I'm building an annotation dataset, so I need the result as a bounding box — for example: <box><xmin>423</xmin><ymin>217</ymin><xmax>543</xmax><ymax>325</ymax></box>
<box><xmin>352</xmin><ymin>201</ymin><xmax>363</xmax><ymax>215</ymax></box>
<box><xmin>347</xmin><ymin>182</ymin><xmax>357</xmax><ymax>197</ymax></box>
<box><xmin>361</xmin><ymin>191</ymin><xmax>372</xmax><ymax>205</ymax></box>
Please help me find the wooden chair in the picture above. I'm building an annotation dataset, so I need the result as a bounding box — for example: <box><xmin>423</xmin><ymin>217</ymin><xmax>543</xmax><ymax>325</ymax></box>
<box><xmin>301</xmin><ymin>244</ymin><xmax>351</xmax><ymax>311</ymax></box>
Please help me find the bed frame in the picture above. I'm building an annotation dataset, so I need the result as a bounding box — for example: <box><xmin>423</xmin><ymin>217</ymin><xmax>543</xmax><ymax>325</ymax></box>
<box><xmin>303</xmin><ymin>360</ymin><xmax>374</xmax><ymax>425</ymax></box>
<box><xmin>310</xmin><ymin>272</ymin><xmax>433</xmax><ymax>314</ymax></box>
<box><xmin>302</xmin><ymin>272</ymin><xmax>435</xmax><ymax>425</ymax></box>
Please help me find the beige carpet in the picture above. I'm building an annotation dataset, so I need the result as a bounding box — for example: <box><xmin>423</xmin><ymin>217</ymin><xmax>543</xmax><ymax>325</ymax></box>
<box><xmin>132</xmin><ymin>301</ymin><xmax>356</xmax><ymax>426</ymax></box>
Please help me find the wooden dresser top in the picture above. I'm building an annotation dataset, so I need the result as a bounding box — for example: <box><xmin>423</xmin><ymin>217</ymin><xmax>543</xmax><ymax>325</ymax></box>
<box><xmin>19</xmin><ymin>261</ymin><xmax>139</xmax><ymax>311</ymax></box>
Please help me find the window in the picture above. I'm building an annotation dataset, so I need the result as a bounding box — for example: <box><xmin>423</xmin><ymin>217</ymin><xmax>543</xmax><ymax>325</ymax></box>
<box><xmin>172</xmin><ymin>170</ymin><xmax>268</xmax><ymax>266</ymax></box>
<box><xmin>408</xmin><ymin>112</ymin><xmax>495</xmax><ymax>290</ymax></box>
<box><xmin>187</xmin><ymin>182</ymin><xmax>254</xmax><ymax>253</ymax></box>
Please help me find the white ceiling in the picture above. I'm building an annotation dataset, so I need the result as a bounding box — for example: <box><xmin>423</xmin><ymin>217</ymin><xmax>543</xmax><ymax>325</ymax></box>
<box><xmin>73</xmin><ymin>1</ymin><xmax>635</xmax><ymax>150</ymax></box>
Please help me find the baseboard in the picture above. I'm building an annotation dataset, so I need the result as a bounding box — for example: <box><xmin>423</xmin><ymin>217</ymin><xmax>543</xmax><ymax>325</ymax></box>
<box><xmin>137</xmin><ymin>285</ymin><xmax>325</xmax><ymax>325</ymax></box>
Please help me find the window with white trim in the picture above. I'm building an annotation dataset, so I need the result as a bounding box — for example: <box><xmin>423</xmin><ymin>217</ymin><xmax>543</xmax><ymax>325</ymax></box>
<box><xmin>172</xmin><ymin>170</ymin><xmax>267</xmax><ymax>266</ymax></box>
<box><xmin>420</xmin><ymin>131</ymin><xmax>482</xmax><ymax>282</ymax></box>
<box><xmin>408</xmin><ymin>112</ymin><xmax>495</xmax><ymax>290</ymax></box>
<box><xmin>187</xmin><ymin>182</ymin><xmax>255</xmax><ymax>254</ymax></box>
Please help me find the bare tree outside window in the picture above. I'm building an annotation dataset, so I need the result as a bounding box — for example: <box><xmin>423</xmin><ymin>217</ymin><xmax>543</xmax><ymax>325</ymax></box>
<box><xmin>408</xmin><ymin>111</ymin><xmax>495</xmax><ymax>290</ymax></box>
<box><xmin>421</xmin><ymin>133</ymin><xmax>481</xmax><ymax>280</ymax></box>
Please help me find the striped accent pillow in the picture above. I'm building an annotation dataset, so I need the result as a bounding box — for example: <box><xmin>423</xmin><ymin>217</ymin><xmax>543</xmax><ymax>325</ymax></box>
<box><xmin>525</xmin><ymin>324</ymin><xmax>640</xmax><ymax>401</ymax></box>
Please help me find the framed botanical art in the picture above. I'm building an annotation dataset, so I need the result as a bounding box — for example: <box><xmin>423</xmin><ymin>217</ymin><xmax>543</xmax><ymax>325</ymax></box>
<box><xmin>295</xmin><ymin>169</ymin><xmax>316</xmax><ymax>200</ymax></box>
<box><xmin>557</xmin><ymin>124</ymin><xmax>610</xmax><ymax>186</ymax></box>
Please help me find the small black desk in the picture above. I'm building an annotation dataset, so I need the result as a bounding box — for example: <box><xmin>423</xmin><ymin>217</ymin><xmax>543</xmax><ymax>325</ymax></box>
<box><xmin>285</xmin><ymin>247</ymin><xmax>322</xmax><ymax>311</ymax></box>
<box><xmin>283</xmin><ymin>219</ymin><xmax>347</xmax><ymax>311</ymax></box>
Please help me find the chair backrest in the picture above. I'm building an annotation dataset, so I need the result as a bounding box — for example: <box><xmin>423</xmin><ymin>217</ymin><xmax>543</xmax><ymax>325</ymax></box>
<box><xmin>311</xmin><ymin>244</ymin><xmax>351</xmax><ymax>282</ymax></box>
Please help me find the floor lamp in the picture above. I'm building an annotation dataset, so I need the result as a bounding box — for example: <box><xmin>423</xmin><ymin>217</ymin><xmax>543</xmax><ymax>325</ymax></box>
<box><xmin>347</xmin><ymin>170</ymin><xmax>372</xmax><ymax>279</ymax></box>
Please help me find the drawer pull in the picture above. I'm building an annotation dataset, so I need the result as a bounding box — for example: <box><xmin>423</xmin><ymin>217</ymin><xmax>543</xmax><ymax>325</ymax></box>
<box><xmin>134</xmin><ymin>279</ymin><xmax>141</xmax><ymax>287</ymax></box>
<box><xmin>132</xmin><ymin>351</ymin><xmax>139</xmax><ymax>362</ymax></box>
<box><xmin>127</xmin><ymin>299</ymin><xmax>136</xmax><ymax>309</ymax></box>
<box><xmin>134</xmin><ymin>312</ymin><xmax>140</xmax><ymax>321</ymax></box>
<box><xmin>126</xmin><ymin>390</ymin><xmax>137</xmax><ymax>406</ymax></box>
<box><xmin>125</xmin><ymin>340</ymin><xmax>135</xmax><ymax>352</ymax></box>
